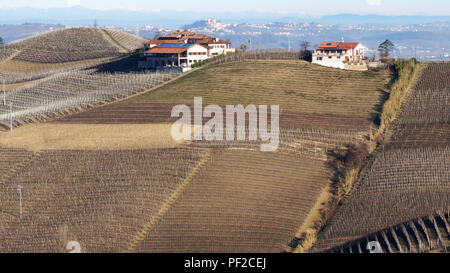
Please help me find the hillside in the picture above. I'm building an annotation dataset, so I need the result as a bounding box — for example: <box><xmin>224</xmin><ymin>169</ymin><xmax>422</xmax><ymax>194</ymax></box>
<box><xmin>64</xmin><ymin>59</ymin><xmax>391</xmax><ymax>130</ymax></box>
<box><xmin>313</xmin><ymin>62</ymin><xmax>450</xmax><ymax>253</ymax></box>
<box><xmin>46</xmin><ymin>58</ymin><xmax>393</xmax><ymax>252</ymax></box>
<box><xmin>0</xmin><ymin>28</ymin><xmax>146</xmax><ymax>87</ymax></box>
<box><xmin>9</xmin><ymin>54</ymin><xmax>444</xmax><ymax>253</ymax></box>
<box><xmin>0</xmin><ymin>148</ymin><xmax>206</xmax><ymax>252</ymax></box>
<box><xmin>0</xmin><ymin>28</ymin><xmax>172</xmax><ymax>131</ymax></box>
<box><xmin>9</xmin><ymin>28</ymin><xmax>143</xmax><ymax>63</ymax></box>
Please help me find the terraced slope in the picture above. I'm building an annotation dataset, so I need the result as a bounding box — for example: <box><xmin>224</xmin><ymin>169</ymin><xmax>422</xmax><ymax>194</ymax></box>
<box><xmin>0</xmin><ymin>148</ymin><xmax>205</xmax><ymax>253</ymax></box>
<box><xmin>134</xmin><ymin>149</ymin><xmax>332</xmax><ymax>253</ymax></box>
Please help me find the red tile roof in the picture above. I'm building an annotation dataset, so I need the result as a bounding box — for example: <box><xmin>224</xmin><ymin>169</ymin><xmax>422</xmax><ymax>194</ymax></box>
<box><xmin>317</xmin><ymin>42</ymin><xmax>360</xmax><ymax>50</ymax></box>
<box><xmin>145</xmin><ymin>47</ymin><xmax>189</xmax><ymax>54</ymax></box>
<box><xmin>144</xmin><ymin>39</ymin><xmax>185</xmax><ymax>45</ymax></box>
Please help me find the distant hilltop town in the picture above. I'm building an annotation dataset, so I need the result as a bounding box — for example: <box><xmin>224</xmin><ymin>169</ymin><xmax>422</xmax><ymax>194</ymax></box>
<box><xmin>138</xmin><ymin>31</ymin><xmax>236</xmax><ymax>71</ymax></box>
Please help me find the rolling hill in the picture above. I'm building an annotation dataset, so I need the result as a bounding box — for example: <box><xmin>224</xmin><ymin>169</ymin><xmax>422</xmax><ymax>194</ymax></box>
<box><xmin>313</xmin><ymin>62</ymin><xmax>450</xmax><ymax>253</ymax></box>
<box><xmin>1</xmin><ymin>38</ymin><xmax>447</xmax><ymax>253</ymax></box>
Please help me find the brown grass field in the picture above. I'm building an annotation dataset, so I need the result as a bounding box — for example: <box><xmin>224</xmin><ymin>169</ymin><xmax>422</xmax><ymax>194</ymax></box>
<box><xmin>0</xmin><ymin>123</ymin><xmax>183</xmax><ymax>151</ymax></box>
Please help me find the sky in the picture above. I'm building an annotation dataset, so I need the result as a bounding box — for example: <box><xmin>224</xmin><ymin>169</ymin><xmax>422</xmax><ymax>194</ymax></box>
<box><xmin>0</xmin><ymin>0</ymin><xmax>449</xmax><ymax>16</ymax></box>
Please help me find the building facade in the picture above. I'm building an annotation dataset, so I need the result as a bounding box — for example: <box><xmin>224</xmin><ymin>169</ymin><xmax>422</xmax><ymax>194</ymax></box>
<box><xmin>139</xmin><ymin>31</ymin><xmax>236</xmax><ymax>70</ymax></box>
<box><xmin>312</xmin><ymin>42</ymin><xmax>367</xmax><ymax>69</ymax></box>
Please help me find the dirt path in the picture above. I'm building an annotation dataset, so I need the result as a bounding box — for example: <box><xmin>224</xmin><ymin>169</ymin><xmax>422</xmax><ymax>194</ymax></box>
<box><xmin>0</xmin><ymin>49</ymin><xmax>22</xmax><ymax>65</ymax></box>
<box><xmin>100</xmin><ymin>29</ymin><xmax>129</xmax><ymax>53</ymax></box>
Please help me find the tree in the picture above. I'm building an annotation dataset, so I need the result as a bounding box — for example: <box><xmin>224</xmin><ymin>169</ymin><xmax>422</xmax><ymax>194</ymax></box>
<box><xmin>366</xmin><ymin>50</ymin><xmax>377</xmax><ymax>62</ymax></box>
<box><xmin>300</xmin><ymin>41</ymin><xmax>311</xmax><ymax>52</ymax></box>
<box><xmin>299</xmin><ymin>41</ymin><xmax>312</xmax><ymax>62</ymax></box>
<box><xmin>378</xmin><ymin>40</ymin><xmax>395</xmax><ymax>58</ymax></box>
<box><xmin>0</xmin><ymin>37</ymin><xmax>3</xmax><ymax>45</ymax></box>
<box><xmin>240</xmin><ymin>44</ymin><xmax>248</xmax><ymax>52</ymax></box>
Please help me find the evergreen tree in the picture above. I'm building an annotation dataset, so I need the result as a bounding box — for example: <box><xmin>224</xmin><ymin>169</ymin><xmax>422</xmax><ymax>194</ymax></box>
<box><xmin>378</xmin><ymin>40</ymin><xmax>395</xmax><ymax>58</ymax></box>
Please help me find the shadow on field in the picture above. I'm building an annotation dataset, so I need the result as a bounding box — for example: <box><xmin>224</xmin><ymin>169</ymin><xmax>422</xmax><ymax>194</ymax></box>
<box><xmin>372</xmin><ymin>88</ymin><xmax>390</xmax><ymax>126</ymax></box>
<box><xmin>91</xmin><ymin>52</ymin><xmax>144</xmax><ymax>73</ymax></box>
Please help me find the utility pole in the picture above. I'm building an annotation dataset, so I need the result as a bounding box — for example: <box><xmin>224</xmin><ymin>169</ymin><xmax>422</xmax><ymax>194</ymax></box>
<box><xmin>248</xmin><ymin>37</ymin><xmax>252</xmax><ymax>51</ymax></box>
<box><xmin>2</xmin><ymin>79</ymin><xmax>5</xmax><ymax>105</ymax></box>
<box><xmin>9</xmin><ymin>102</ymin><xmax>12</xmax><ymax>132</ymax></box>
<box><xmin>17</xmin><ymin>185</ymin><xmax>23</xmax><ymax>219</ymax></box>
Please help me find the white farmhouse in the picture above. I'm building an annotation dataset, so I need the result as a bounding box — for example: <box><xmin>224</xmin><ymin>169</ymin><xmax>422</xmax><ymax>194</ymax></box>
<box><xmin>197</xmin><ymin>38</ymin><xmax>236</xmax><ymax>56</ymax></box>
<box><xmin>312</xmin><ymin>42</ymin><xmax>367</xmax><ymax>70</ymax></box>
<box><xmin>140</xmin><ymin>43</ymin><xmax>209</xmax><ymax>70</ymax></box>
<box><xmin>139</xmin><ymin>31</ymin><xmax>235</xmax><ymax>71</ymax></box>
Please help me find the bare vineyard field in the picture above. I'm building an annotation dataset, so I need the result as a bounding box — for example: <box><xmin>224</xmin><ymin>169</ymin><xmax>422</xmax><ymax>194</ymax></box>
<box><xmin>0</xmin><ymin>148</ymin><xmax>206</xmax><ymax>252</ymax></box>
<box><xmin>387</xmin><ymin>62</ymin><xmax>450</xmax><ymax>149</ymax></box>
<box><xmin>314</xmin><ymin>147</ymin><xmax>450</xmax><ymax>251</ymax></box>
<box><xmin>387</xmin><ymin>123</ymin><xmax>449</xmax><ymax>149</ymax></box>
<box><xmin>0</xmin><ymin>28</ymin><xmax>145</xmax><ymax>85</ymax></box>
<box><xmin>134</xmin><ymin>149</ymin><xmax>332</xmax><ymax>253</ymax></box>
<box><xmin>0</xmin><ymin>47</ymin><xmax>19</xmax><ymax>63</ymax></box>
<box><xmin>104</xmin><ymin>29</ymin><xmax>146</xmax><ymax>52</ymax></box>
<box><xmin>0</xmin><ymin>70</ymin><xmax>178</xmax><ymax>130</ymax></box>
<box><xmin>0</xmin><ymin>148</ymin><xmax>33</xmax><ymax>181</ymax></box>
<box><xmin>127</xmin><ymin>60</ymin><xmax>390</xmax><ymax>119</ymax></box>
<box><xmin>9</xmin><ymin>28</ymin><xmax>135</xmax><ymax>63</ymax></box>
<box><xmin>60</xmin><ymin>102</ymin><xmax>374</xmax><ymax>131</ymax></box>
<box><xmin>314</xmin><ymin>62</ymin><xmax>450</xmax><ymax>252</ymax></box>
<box><xmin>396</xmin><ymin>88</ymin><xmax>449</xmax><ymax>125</ymax></box>
<box><xmin>327</xmin><ymin>212</ymin><xmax>450</xmax><ymax>253</ymax></box>
<box><xmin>414</xmin><ymin>62</ymin><xmax>450</xmax><ymax>91</ymax></box>
<box><xmin>0</xmin><ymin>58</ymin><xmax>114</xmax><ymax>84</ymax></box>
<box><xmin>0</xmin><ymin>46</ymin><xmax>397</xmax><ymax>253</ymax></box>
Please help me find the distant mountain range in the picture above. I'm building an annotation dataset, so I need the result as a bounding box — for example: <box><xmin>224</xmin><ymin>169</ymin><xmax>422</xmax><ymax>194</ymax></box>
<box><xmin>0</xmin><ymin>6</ymin><xmax>449</xmax><ymax>28</ymax></box>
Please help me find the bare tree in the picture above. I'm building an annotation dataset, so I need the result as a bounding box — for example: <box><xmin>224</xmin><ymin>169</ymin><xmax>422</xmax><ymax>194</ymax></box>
<box><xmin>300</xmin><ymin>41</ymin><xmax>311</xmax><ymax>52</ymax></box>
<box><xmin>299</xmin><ymin>41</ymin><xmax>312</xmax><ymax>62</ymax></box>
<box><xmin>240</xmin><ymin>44</ymin><xmax>248</xmax><ymax>52</ymax></box>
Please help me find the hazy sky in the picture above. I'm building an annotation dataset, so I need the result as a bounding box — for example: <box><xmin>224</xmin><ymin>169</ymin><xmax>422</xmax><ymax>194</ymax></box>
<box><xmin>0</xmin><ymin>0</ymin><xmax>449</xmax><ymax>15</ymax></box>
